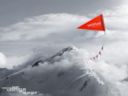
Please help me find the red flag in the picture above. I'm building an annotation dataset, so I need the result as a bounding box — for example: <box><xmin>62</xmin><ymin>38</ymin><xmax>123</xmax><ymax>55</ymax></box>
<box><xmin>78</xmin><ymin>14</ymin><xmax>105</xmax><ymax>32</ymax></box>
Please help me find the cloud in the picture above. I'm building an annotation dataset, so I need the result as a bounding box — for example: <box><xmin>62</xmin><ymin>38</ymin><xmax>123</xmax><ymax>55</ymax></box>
<box><xmin>0</xmin><ymin>4</ymin><xmax>128</xmax><ymax>43</ymax></box>
<box><xmin>0</xmin><ymin>13</ymin><xmax>88</xmax><ymax>41</ymax></box>
<box><xmin>1</xmin><ymin>4</ymin><xmax>128</xmax><ymax>68</ymax></box>
<box><xmin>104</xmin><ymin>5</ymin><xmax>128</xmax><ymax>31</ymax></box>
<box><xmin>4</xmin><ymin>51</ymin><xmax>39</xmax><ymax>69</ymax></box>
<box><xmin>0</xmin><ymin>52</ymin><xmax>7</xmax><ymax>68</ymax></box>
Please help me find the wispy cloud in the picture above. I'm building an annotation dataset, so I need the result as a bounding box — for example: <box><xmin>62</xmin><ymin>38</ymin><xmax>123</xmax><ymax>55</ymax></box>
<box><xmin>0</xmin><ymin>13</ymin><xmax>87</xmax><ymax>41</ymax></box>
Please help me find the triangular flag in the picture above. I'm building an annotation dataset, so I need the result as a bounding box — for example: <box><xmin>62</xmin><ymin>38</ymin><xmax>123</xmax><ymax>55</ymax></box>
<box><xmin>78</xmin><ymin>14</ymin><xmax>105</xmax><ymax>32</ymax></box>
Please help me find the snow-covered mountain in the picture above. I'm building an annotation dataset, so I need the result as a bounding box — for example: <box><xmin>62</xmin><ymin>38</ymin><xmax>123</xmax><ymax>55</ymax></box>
<box><xmin>0</xmin><ymin>47</ymin><xmax>121</xmax><ymax>96</ymax></box>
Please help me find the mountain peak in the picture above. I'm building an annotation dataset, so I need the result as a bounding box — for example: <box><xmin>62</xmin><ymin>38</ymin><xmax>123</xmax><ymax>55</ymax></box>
<box><xmin>32</xmin><ymin>46</ymin><xmax>75</xmax><ymax>67</ymax></box>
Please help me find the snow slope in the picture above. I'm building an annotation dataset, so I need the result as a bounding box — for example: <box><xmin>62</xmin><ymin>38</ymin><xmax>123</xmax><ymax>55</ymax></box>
<box><xmin>0</xmin><ymin>46</ymin><xmax>126</xmax><ymax>96</ymax></box>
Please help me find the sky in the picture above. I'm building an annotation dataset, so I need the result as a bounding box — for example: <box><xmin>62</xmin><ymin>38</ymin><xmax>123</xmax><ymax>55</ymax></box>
<box><xmin>0</xmin><ymin>0</ymin><xmax>125</xmax><ymax>26</ymax></box>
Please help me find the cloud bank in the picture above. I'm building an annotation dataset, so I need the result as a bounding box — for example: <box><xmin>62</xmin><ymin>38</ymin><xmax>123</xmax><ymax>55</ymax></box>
<box><xmin>0</xmin><ymin>4</ymin><xmax>128</xmax><ymax>69</ymax></box>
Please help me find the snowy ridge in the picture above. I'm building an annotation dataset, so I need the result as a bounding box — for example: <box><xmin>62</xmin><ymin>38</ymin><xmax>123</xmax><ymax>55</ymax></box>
<box><xmin>32</xmin><ymin>46</ymin><xmax>74</xmax><ymax>67</ymax></box>
<box><xmin>0</xmin><ymin>46</ymin><xmax>125</xmax><ymax>96</ymax></box>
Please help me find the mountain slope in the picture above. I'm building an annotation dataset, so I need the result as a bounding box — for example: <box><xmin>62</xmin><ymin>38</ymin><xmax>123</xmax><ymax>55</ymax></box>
<box><xmin>0</xmin><ymin>47</ymin><xmax>117</xmax><ymax>96</ymax></box>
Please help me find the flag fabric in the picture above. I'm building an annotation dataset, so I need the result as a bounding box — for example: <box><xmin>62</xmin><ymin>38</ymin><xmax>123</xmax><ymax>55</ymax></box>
<box><xmin>78</xmin><ymin>14</ymin><xmax>105</xmax><ymax>32</ymax></box>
